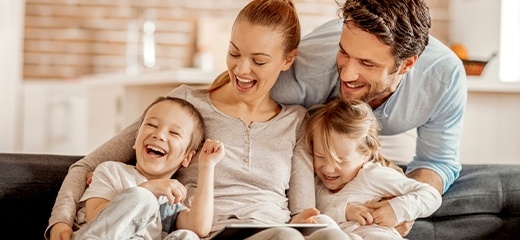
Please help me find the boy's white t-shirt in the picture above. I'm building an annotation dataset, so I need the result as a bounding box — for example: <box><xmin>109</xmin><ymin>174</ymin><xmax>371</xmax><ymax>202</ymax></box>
<box><xmin>76</xmin><ymin>161</ymin><xmax>169</xmax><ymax>225</ymax></box>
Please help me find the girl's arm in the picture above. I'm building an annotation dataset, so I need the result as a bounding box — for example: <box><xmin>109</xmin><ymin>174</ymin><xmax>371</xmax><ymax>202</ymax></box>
<box><xmin>176</xmin><ymin>140</ymin><xmax>225</xmax><ymax>237</ymax></box>
<box><xmin>365</xmin><ymin>166</ymin><xmax>442</xmax><ymax>225</ymax></box>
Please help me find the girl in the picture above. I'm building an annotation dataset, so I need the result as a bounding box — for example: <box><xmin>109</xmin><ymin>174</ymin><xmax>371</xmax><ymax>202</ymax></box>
<box><xmin>305</xmin><ymin>98</ymin><xmax>442</xmax><ymax>239</ymax></box>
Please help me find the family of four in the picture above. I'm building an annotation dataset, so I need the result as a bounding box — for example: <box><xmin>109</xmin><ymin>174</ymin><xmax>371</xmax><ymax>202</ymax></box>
<box><xmin>47</xmin><ymin>0</ymin><xmax>469</xmax><ymax>239</ymax></box>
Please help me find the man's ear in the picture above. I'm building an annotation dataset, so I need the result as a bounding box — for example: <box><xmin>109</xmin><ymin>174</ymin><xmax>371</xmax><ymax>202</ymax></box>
<box><xmin>181</xmin><ymin>150</ymin><xmax>196</xmax><ymax>167</ymax></box>
<box><xmin>398</xmin><ymin>55</ymin><xmax>418</xmax><ymax>74</ymax></box>
<box><xmin>281</xmin><ymin>49</ymin><xmax>298</xmax><ymax>71</ymax></box>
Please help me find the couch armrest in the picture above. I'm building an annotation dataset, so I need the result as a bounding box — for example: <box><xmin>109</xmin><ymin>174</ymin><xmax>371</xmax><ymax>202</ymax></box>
<box><xmin>0</xmin><ymin>153</ymin><xmax>82</xmax><ymax>239</ymax></box>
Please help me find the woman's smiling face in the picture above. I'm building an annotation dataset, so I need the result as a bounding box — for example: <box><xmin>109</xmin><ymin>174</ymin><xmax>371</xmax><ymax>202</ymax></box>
<box><xmin>226</xmin><ymin>20</ymin><xmax>295</xmax><ymax>103</ymax></box>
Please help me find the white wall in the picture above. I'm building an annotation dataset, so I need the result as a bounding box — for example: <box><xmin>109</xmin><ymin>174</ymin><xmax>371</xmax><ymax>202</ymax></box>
<box><xmin>0</xmin><ymin>0</ymin><xmax>25</xmax><ymax>152</ymax></box>
<box><xmin>450</xmin><ymin>0</ymin><xmax>501</xmax><ymax>81</ymax></box>
<box><xmin>499</xmin><ymin>0</ymin><xmax>520</xmax><ymax>82</ymax></box>
<box><xmin>451</xmin><ymin>0</ymin><xmax>520</xmax><ymax>164</ymax></box>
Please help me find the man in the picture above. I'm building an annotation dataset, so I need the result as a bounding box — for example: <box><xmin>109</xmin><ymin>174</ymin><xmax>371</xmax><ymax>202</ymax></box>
<box><xmin>273</xmin><ymin>0</ymin><xmax>464</xmax><ymax>195</ymax></box>
<box><xmin>271</xmin><ymin>0</ymin><xmax>464</xmax><ymax>236</ymax></box>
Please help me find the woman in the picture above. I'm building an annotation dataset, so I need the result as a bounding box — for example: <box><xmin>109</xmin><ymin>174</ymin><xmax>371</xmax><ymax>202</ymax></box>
<box><xmin>47</xmin><ymin>1</ymin><xmax>348</xmax><ymax>239</ymax></box>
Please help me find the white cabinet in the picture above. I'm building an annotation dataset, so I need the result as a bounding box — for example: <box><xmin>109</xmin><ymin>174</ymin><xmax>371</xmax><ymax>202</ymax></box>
<box><xmin>22</xmin><ymin>69</ymin><xmax>218</xmax><ymax>155</ymax></box>
<box><xmin>22</xmin><ymin>81</ymin><xmax>89</xmax><ymax>155</ymax></box>
<box><xmin>460</xmin><ymin>79</ymin><xmax>520</xmax><ymax>165</ymax></box>
<box><xmin>83</xmin><ymin>70</ymin><xmax>216</xmax><ymax>151</ymax></box>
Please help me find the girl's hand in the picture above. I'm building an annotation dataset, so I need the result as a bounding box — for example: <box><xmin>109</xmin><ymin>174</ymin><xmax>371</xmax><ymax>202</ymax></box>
<box><xmin>346</xmin><ymin>204</ymin><xmax>374</xmax><ymax>225</ymax></box>
<box><xmin>290</xmin><ymin>208</ymin><xmax>320</xmax><ymax>223</ymax></box>
<box><xmin>363</xmin><ymin>200</ymin><xmax>398</xmax><ymax>227</ymax></box>
<box><xmin>139</xmin><ymin>179</ymin><xmax>187</xmax><ymax>204</ymax></box>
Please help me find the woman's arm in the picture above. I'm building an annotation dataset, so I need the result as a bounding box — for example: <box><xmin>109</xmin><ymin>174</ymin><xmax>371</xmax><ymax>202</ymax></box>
<box><xmin>288</xmin><ymin>115</ymin><xmax>316</xmax><ymax>217</ymax></box>
<box><xmin>45</xmin><ymin>121</ymin><xmax>140</xmax><ymax>240</ymax></box>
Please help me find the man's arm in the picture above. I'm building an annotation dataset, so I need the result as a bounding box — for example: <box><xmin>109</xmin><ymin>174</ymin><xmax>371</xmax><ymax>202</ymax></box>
<box><xmin>407</xmin><ymin>78</ymin><xmax>466</xmax><ymax>194</ymax></box>
<box><xmin>406</xmin><ymin>53</ymin><xmax>467</xmax><ymax>194</ymax></box>
<box><xmin>407</xmin><ymin>168</ymin><xmax>443</xmax><ymax>194</ymax></box>
<box><xmin>271</xmin><ymin>19</ymin><xmax>342</xmax><ymax>108</ymax></box>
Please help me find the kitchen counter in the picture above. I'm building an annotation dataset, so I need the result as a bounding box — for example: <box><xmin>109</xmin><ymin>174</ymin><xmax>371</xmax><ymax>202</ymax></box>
<box><xmin>467</xmin><ymin>76</ymin><xmax>520</xmax><ymax>93</ymax></box>
<box><xmin>21</xmin><ymin>68</ymin><xmax>220</xmax><ymax>155</ymax></box>
<box><xmin>80</xmin><ymin>68</ymin><xmax>220</xmax><ymax>87</ymax></box>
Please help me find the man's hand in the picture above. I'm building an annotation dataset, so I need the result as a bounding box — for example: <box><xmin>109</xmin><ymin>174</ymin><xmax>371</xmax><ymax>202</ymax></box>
<box><xmin>49</xmin><ymin>222</ymin><xmax>72</xmax><ymax>240</ymax></box>
<box><xmin>139</xmin><ymin>179</ymin><xmax>187</xmax><ymax>204</ymax></box>
<box><xmin>395</xmin><ymin>220</ymin><xmax>415</xmax><ymax>237</ymax></box>
<box><xmin>363</xmin><ymin>200</ymin><xmax>397</xmax><ymax>227</ymax></box>
<box><xmin>346</xmin><ymin>203</ymin><xmax>374</xmax><ymax>225</ymax></box>
<box><xmin>290</xmin><ymin>208</ymin><xmax>320</xmax><ymax>223</ymax></box>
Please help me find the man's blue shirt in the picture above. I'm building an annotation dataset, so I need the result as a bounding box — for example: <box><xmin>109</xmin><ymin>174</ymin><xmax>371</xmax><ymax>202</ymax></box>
<box><xmin>271</xmin><ymin>19</ymin><xmax>467</xmax><ymax>193</ymax></box>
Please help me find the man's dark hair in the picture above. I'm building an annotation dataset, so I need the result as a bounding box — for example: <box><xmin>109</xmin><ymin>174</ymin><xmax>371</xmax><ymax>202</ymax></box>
<box><xmin>339</xmin><ymin>0</ymin><xmax>431</xmax><ymax>64</ymax></box>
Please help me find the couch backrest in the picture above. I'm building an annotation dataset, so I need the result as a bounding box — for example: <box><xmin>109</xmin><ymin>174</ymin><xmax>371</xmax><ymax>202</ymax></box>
<box><xmin>0</xmin><ymin>153</ymin><xmax>82</xmax><ymax>239</ymax></box>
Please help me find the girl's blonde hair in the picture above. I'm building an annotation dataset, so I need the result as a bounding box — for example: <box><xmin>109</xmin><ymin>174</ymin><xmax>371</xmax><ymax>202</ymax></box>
<box><xmin>208</xmin><ymin>0</ymin><xmax>300</xmax><ymax>92</ymax></box>
<box><xmin>306</xmin><ymin>97</ymin><xmax>403</xmax><ymax>173</ymax></box>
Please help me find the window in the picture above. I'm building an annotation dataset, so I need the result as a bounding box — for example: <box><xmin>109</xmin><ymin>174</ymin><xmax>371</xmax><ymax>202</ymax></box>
<box><xmin>500</xmin><ymin>0</ymin><xmax>520</xmax><ymax>82</ymax></box>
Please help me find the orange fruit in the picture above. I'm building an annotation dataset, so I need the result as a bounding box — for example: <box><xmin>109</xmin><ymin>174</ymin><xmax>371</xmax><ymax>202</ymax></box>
<box><xmin>450</xmin><ymin>43</ymin><xmax>468</xmax><ymax>60</ymax></box>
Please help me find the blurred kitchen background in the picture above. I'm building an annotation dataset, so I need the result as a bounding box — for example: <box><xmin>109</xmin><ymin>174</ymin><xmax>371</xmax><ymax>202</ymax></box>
<box><xmin>1</xmin><ymin>0</ymin><xmax>519</xmax><ymax>164</ymax></box>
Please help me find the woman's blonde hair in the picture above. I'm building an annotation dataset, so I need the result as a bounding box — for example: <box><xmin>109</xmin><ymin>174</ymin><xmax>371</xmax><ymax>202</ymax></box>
<box><xmin>306</xmin><ymin>97</ymin><xmax>403</xmax><ymax>173</ymax></box>
<box><xmin>208</xmin><ymin>0</ymin><xmax>300</xmax><ymax>92</ymax></box>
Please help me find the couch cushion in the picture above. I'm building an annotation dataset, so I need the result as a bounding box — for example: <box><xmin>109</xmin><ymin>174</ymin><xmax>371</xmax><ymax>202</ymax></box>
<box><xmin>434</xmin><ymin>164</ymin><xmax>520</xmax><ymax>217</ymax></box>
<box><xmin>409</xmin><ymin>215</ymin><xmax>503</xmax><ymax>240</ymax></box>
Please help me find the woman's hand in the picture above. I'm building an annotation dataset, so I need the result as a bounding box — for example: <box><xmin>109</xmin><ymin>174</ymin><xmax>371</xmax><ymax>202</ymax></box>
<box><xmin>290</xmin><ymin>208</ymin><xmax>320</xmax><ymax>223</ymax></box>
<box><xmin>86</xmin><ymin>171</ymin><xmax>94</xmax><ymax>185</ymax></box>
<box><xmin>49</xmin><ymin>222</ymin><xmax>72</xmax><ymax>240</ymax></box>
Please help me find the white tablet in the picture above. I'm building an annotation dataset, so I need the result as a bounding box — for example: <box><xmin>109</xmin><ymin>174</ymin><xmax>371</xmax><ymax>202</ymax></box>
<box><xmin>209</xmin><ymin>223</ymin><xmax>328</xmax><ymax>240</ymax></box>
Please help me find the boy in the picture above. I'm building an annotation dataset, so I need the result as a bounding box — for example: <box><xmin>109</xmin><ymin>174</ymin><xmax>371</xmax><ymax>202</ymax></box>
<box><xmin>73</xmin><ymin>96</ymin><xmax>225</xmax><ymax>239</ymax></box>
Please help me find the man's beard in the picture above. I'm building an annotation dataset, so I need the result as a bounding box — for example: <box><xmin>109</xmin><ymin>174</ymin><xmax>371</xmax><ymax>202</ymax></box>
<box><xmin>340</xmin><ymin>74</ymin><xmax>397</xmax><ymax>105</ymax></box>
